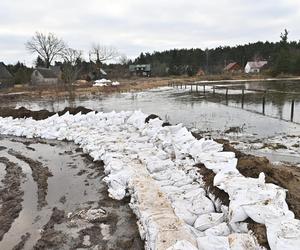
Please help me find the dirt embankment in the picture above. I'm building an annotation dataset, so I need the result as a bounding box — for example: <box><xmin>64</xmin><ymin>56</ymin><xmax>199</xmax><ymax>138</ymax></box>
<box><xmin>0</xmin><ymin>106</ymin><xmax>94</xmax><ymax>120</ymax></box>
<box><xmin>0</xmin><ymin>157</ymin><xmax>24</xmax><ymax>241</ymax></box>
<box><xmin>8</xmin><ymin>150</ymin><xmax>53</xmax><ymax>209</ymax></box>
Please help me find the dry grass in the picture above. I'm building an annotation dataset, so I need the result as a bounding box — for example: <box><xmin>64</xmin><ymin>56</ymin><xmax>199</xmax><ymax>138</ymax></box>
<box><xmin>3</xmin><ymin>72</ymin><xmax>291</xmax><ymax>100</ymax></box>
<box><xmin>2</xmin><ymin>76</ymin><xmax>198</xmax><ymax>99</ymax></box>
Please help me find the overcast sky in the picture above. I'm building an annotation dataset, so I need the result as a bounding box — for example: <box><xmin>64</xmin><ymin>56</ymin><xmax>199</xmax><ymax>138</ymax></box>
<box><xmin>1</xmin><ymin>0</ymin><xmax>300</xmax><ymax>66</ymax></box>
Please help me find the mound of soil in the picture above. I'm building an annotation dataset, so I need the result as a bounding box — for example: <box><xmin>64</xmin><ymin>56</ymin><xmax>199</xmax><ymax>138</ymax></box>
<box><xmin>196</xmin><ymin>163</ymin><xmax>229</xmax><ymax>206</ymax></box>
<box><xmin>0</xmin><ymin>106</ymin><xmax>94</xmax><ymax>120</ymax></box>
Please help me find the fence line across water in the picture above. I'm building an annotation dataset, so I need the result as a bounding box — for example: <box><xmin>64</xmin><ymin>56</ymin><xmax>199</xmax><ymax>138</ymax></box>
<box><xmin>168</xmin><ymin>82</ymin><xmax>298</xmax><ymax>123</ymax></box>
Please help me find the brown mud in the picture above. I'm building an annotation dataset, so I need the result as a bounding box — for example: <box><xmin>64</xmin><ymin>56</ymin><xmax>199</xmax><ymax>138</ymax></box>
<box><xmin>12</xmin><ymin>233</ymin><xmax>31</xmax><ymax>250</ymax></box>
<box><xmin>0</xmin><ymin>157</ymin><xmax>24</xmax><ymax>241</ymax></box>
<box><xmin>8</xmin><ymin>150</ymin><xmax>53</xmax><ymax>209</ymax></box>
<box><xmin>0</xmin><ymin>106</ymin><xmax>93</xmax><ymax>120</ymax></box>
<box><xmin>0</xmin><ymin>136</ymin><xmax>143</xmax><ymax>250</ymax></box>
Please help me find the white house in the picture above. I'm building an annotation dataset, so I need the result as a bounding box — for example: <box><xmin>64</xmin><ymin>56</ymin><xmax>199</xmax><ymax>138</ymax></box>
<box><xmin>245</xmin><ymin>61</ymin><xmax>268</xmax><ymax>73</ymax></box>
<box><xmin>31</xmin><ymin>68</ymin><xmax>60</xmax><ymax>85</ymax></box>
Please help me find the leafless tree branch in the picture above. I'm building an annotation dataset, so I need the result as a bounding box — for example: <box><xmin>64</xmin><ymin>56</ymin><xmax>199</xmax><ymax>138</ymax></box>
<box><xmin>89</xmin><ymin>44</ymin><xmax>119</xmax><ymax>64</ymax></box>
<box><xmin>25</xmin><ymin>32</ymin><xmax>66</xmax><ymax>67</ymax></box>
<box><xmin>62</xmin><ymin>48</ymin><xmax>83</xmax><ymax>84</ymax></box>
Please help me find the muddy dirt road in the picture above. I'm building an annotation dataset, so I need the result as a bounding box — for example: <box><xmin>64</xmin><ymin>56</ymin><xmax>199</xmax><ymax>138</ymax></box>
<box><xmin>0</xmin><ymin>136</ymin><xmax>143</xmax><ymax>250</ymax></box>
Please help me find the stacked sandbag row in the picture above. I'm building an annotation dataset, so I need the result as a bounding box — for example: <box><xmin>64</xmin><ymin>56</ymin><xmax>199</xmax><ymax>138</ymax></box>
<box><xmin>0</xmin><ymin>110</ymin><xmax>299</xmax><ymax>249</ymax></box>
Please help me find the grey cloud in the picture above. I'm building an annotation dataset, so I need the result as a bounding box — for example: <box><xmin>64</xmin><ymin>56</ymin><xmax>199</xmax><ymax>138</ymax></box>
<box><xmin>1</xmin><ymin>0</ymin><xmax>300</xmax><ymax>65</ymax></box>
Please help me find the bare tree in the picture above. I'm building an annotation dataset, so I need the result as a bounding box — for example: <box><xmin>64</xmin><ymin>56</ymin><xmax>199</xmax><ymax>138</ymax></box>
<box><xmin>89</xmin><ymin>44</ymin><xmax>119</xmax><ymax>65</ymax></box>
<box><xmin>26</xmin><ymin>32</ymin><xmax>66</xmax><ymax>68</ymax></box>
<box><xmin>62</xmin><ymin>48</ymin><xmax>83</xmax><ymax>84</ymax></box>
<box><xmin>118</xmin><ymin>54</ymin><xmax>130</xmax><ymax>65</ymax></box>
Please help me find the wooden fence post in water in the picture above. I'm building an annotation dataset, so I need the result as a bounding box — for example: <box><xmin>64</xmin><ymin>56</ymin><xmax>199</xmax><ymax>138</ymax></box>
<box><xmin>225</xmin><ymin>88</ymin><xmax>228</xmax><ymax>104</ymax></box>
<box><xmin>225</xmin><ymin>88</ymin><xmax>228</xmax><ymax>105</ymax></box>
<box><xmin>181</xmin><ymin>83</ymin><xmax>183</xmax><ymax>89</ymax></box>
<box><xmin>241</xmin><ymin>88</ymin><xmax>245</xmax><ymax>109</ymax></box>
<box><xmin>291</xmin><ymin>99</ymin><xmax>295</xmax><ymax>122</ymax></box>
<box><xmin>203</xmin><ymin>85</ymin><xmax>206</xmax><ymax>95</ymax></box>
<box><xmin>262</xmin><ymin>95</ymin><xmax>266</xmax><ymax>115</ymax></box>
<box><xmin>191</xmin><ymin>84</ymin><xmax>192</xmax><ymax>92</ymax></box>
<box><xmin>213</xmin><ymin>85</ymin><xmax>215</xmax><ymax>94</ymax></box>
<box><xmin>185</xmin><ymin>84</ymin><xmax>187</xmax><ymax>89</ymax></box>
<box><xmin>196</xmin><ymin>84</ymin><xmax>198</xmax><ymax>92</ymax></box>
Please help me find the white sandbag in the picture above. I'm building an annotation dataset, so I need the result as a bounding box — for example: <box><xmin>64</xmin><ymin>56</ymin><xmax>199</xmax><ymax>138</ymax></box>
<box><xmin>173</xmin><ymin>200</ymin><xmax>198</xmax><ymax>225</ymax></box>
<box><xmin>205</xmin><ymin>222</ymin><xmax>231</xmax><ymax>236</ymax></box>
<box><xmin>266</xmin><ymin>218</ymin><xmax>300</xmax><ymax>250</ymax></box>
<box><xmin>146</xmin><ymin>159</ymin><xmax>174</xmax><ymax>173</ymax></box>
<box><xmin>197</xmin><ymin>235</ymin><xmax>230</xmax><ymax>250</ymax></box>
<box><xmin>194</xmin><ymin>213</ymin><xmax>224</xmax><ymax>231</ymax></box>
<box><xmin>166</xmin><ymin>240</ymin><xmax>198</xmax><ymax>250</ymax></box>
<box><xmin>185</xmin><ymin>225</ymin><xmax>206</xmax><ymax>238</ymax></box>
<box><xmin>188</xmin><ymin>195</ymin><xmax>215</xmax><ymax>216</ymax></box>
<box><xmin>228</xmin><ymin>233</ymin><xmax>260</xmax><ymax>250</ymax></box>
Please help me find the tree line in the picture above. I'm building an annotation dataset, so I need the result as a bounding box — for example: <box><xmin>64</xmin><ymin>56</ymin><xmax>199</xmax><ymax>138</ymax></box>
<box><xmin>5</xmin><ymin>29</ymin><xmax>300</xmax><ymax>84</ymax></box>
<box><xmin>134</xmin><ymin>29</ymin><xmax>300</xmax><ymax>76</ymax></box>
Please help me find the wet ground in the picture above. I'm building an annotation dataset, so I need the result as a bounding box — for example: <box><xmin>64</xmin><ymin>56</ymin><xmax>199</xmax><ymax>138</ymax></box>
<box><xmin>0</xmin><ymin>136</ymin><xmax>143</xmax><ymax>250</ymax></box>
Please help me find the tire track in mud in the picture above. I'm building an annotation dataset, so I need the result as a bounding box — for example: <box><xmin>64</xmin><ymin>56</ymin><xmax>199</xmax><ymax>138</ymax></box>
<box><xmin>0</xmin><ymin>137</ymin><xmax>143</xmax><ymax>250</ymax></box>
<box><xmin>8</xmin><ymin>150</ymin><xmax>53</xmax><ymax>210</ymax></box>
<box><xmin>0</xmin><ymin>157</ymin><xmax>24</xmax><ymax>241</ymax></box>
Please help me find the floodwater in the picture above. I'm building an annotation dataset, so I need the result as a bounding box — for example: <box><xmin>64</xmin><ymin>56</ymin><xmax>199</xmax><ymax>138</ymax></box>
<box><xmin>5</xmin><ymin>81</ymin><xmax>300</xmax><ymax>136</ymax></box>
<box><xmin>0</xmin><ymin>136</ymin><xmax>143</xmax><ymax>250</ymax></box>
<box><xmin>2</xmin><ymin>80</ymin><xmax>300</xmax><ymax>164</ymax></box>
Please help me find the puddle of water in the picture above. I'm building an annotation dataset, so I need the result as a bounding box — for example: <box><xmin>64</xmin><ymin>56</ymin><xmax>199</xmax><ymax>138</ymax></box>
<box><xmin>0</xmin><ymin>151</ymin><xmax>42</xmax><ymax>250</ymax></box>
<box><xmin>0</xmin><ymin>136</ymin><xmax>143</xmax><ymax>250</ymax></box>
<box><xmin>0</xmin><ymin>163</ymin><xmax>5</xmax><ymax>185</ymax></box>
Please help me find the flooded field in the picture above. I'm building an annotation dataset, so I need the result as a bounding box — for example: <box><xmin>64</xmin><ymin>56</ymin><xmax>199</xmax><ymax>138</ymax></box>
<box><xmin>2</xmin><ymin>80</ymin><xmax>300</xmax><ymax>165</ymax></box>
<box><xmin>0</xmin><ymin>136</ymin><xmax>143</xmax><ymax>250</ymax></box>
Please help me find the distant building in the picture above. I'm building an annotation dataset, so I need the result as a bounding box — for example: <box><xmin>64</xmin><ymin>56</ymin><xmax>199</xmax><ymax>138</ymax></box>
<box><xmin>0</xmin><ymin>62</ymin><xmax>13</xmax><ymax>88</ymax></box>
<box><xmin>196</xmin><ymin>69</ymin><xmax>205</xmax><ymax>76</ymax></box>
<box><xmin>31</xmin><ymin>68</ymin><xmax>59</xmax><ymax>85</ymax></box>
<box><xmin>224</xmin><ymin>62</ymin><xmax>241</xmax><ymax>72</ymax></box>
<box><xmin>245</xmin><ymin>61</ymin><xmax>268</xmax><ymax>73</ymax></box>
<box><xmin>129</xmin><ymin>64</ymin><xmax>151</xmax><ymax>77</ymax></box>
